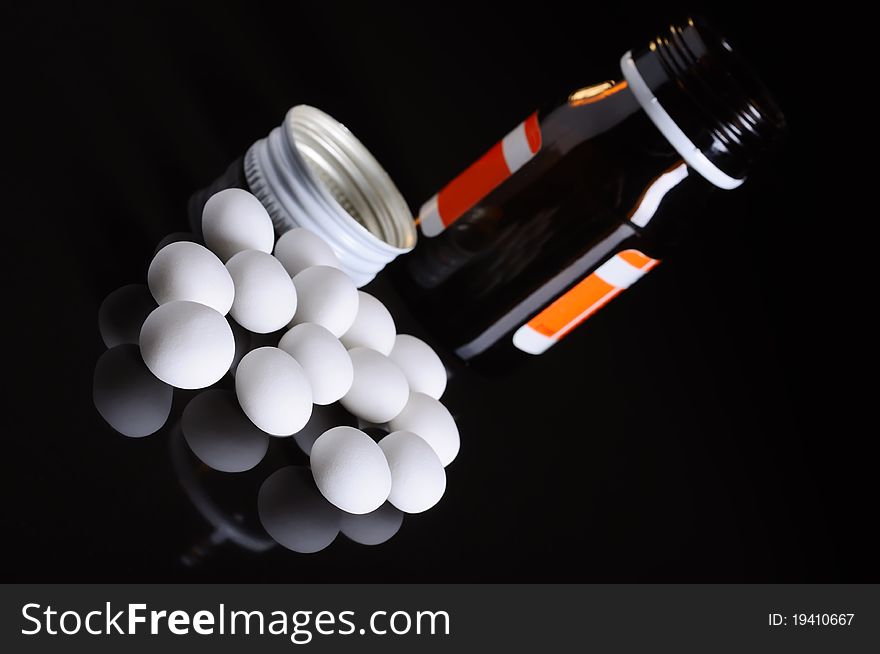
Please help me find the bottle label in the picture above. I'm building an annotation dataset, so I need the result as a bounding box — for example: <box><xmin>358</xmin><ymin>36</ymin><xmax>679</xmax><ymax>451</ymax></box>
<box><xmin>419</xmin><ymin>112</ymin><xmax>542</xmax><ymax>237</ymax></box>
<box><xmin>512</xmin><ymin>249</ymin><xmax>659</xmax><ymax>354</ymax></box>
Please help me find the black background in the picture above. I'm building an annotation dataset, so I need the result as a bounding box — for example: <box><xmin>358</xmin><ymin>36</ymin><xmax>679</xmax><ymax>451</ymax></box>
<box><xmin>1</xmin><ymin>2</ymin><xmax>870</xmax><ymax>581</ymax></box>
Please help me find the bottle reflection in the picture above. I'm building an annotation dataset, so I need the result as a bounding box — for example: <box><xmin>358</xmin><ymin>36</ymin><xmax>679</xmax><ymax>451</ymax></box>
<box><xmin>170</xmin><ymin>423</ymin><xmax>275</xmax><ymax>564</ymax></box>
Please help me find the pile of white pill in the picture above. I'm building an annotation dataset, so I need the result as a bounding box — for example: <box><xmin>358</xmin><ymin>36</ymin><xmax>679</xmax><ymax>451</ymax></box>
<box><xmin>139</xmin><ymin>188</ymin><xmax>457</xmax><ymax>516</ymax></box>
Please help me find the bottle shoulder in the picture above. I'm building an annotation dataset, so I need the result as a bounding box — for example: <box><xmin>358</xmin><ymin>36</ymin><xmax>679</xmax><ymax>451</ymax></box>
<box><xmin>539</xmin><ymin>82</ymin><xmax>643</xmax><ymax>151</ymax></box>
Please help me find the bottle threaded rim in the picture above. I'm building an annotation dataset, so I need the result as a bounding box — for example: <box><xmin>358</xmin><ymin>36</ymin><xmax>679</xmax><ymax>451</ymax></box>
<box><xmin>631</xmin><ymin>17</ymin><xmax>786</xmax><ymax>182</ymax></box>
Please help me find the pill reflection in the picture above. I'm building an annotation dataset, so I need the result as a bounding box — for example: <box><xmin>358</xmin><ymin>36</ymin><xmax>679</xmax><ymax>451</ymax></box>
<box><xmin>97</xmin><ymin>284</ymin><xmax>156</xmax><ymax>348</ymax></box>
<box><xmin>154</xmin><ymin>231</ymin><xmax>196</xmax><ymax>255</ymax></box>
<box><xmin>340</xmin><ymin>503</ymin><xmax>403</xmax><ymax>546</ymax></box>
<box><xmin>293</xmin><ymin>402</ymin><xmax>358</xmax><ymax>456</ymax></box>
<box><xmin>258</xmin><ymin>466</ymin><xmax>341</xmax><ymax>554</ymax></box>
<box><xmin>181</xmin><ymin>389</ymin><xmax>269</xmax><ymax>473</ymax></box>
<box><xmin>93</xmin><ymin>344</ymin><xmax>173</xmax><ymax>438</ymax></box>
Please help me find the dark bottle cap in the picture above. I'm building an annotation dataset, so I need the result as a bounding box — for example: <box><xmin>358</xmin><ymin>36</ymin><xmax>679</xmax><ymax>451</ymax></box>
<box><xmin>622</xmin><ymin>17</ymin><xmax>785</xmax><ymax>189</ymax></box>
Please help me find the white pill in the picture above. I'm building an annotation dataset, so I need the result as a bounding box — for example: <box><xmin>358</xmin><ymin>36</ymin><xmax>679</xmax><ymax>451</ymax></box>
<box><xmin>389</xmin><ymin>392</ymin><xmax>460</xmax><ymax>466</ymax></box>
<box><xmin>235</xmin><ymin>347</ymin><xmax>312</xmax><ymax>436</ymax></box>
<box><xmin>340</xmin><ymin>348</ymin><xmax>409</xmax><ymax>423</ymax></box>
<box><xmin>389</xmin><ymin>334</ymin><xmax>447</xmax><ymax>399</ymax></box>
<box><xmin>278</xmin><ymin>323</ymin><xmax>353</xmax><ymax>405</ymax></box>
<box><xmin>202</xmin><ymin>188</ymin><xmax>275</xmax><ymax>262</ymax></box>
<box><xmin>291</xmin><ymin>266</ymin><xmax>358</xmax><ymax>337</ymax></box>
<box><xmin>148</xmin><ymin>241</ymin><xmax>235</xmax><ymax>314</ymax></box>
<box><xmin>274</xmin><ymin>227</ymin><xmax>341</xmax><ymax>276</ymax></box>
<box><xmin>226</xmin><ymin>250</ymin><xmax>297</xmax><ymax>333</ymax></box>
<box><xmin>310</xmin><ymin>426</ymin><xmax>392</xmax><ymax>515</ymax></box>
<box><xmin>340</xmin><ymin>292</ymin><xmax>396</xmax><ymax>355</ymax></box>
<box><xmin>379</xmin><ymin>431</ymin><xmax>446</xmax><ymax>513</ymax></box>
<box><xmin>340</xmin><ymin>503</ymin><xmax>404</xmax><ymax>545</ymax></box>
<box><xmin>182</xmin><ymin>389</ymin><xmax>269</xmax><ymax>472</ymax></box>
<box><xmin>139</xmin><ymin>300</ymin><xmax>234</xmax><ymax>389</ymax></box>
<box><xmin>258</xmin><ymin>466</ymin><xmax>340</xmax><ymax>554</ymax></box>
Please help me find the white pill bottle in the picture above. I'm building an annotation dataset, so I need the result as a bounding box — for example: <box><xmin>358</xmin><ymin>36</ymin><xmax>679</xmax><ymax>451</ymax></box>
<box><xmin>189</xmin><ymin>106</ymin><xmax>417</xmax><ymax>287</ymax></box>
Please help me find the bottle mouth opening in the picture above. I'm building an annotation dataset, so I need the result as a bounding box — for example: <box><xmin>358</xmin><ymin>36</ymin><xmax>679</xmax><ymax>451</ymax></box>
<box><xmin>286</xmin><ymin>106</ymin><xmax>416</xmax><ymax>250</ymax></box>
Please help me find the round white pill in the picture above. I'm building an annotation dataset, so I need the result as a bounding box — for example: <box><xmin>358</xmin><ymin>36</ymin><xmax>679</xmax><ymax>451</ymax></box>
<box><xmin>182</xmin><ymin>389</ymin><xmax>269</xmax><ymax>472</ymax></box>
<box><xmin>93</xmin><ymin>344</ymin><xmax>173</xmax><ymax>438</ymax></box>
<box><xmin>340</xmin><ymin>503</ymin><xmax>404</xmax><ymax>545</ymax></box>
<box><xmin>278</xmin><ymin>323</ymin><xmax>353</xmax><ymax>405</ymax></box>
<box><xmin>148</xmin><ymin>241</ymin><xmax>235</xmax><ymax>314</ymax></box>
<box><xmin>258</xmin><ymin>466</ymin><xmax>340</xmax><ymax>553</ymax></box>
<box><xmin>389</xmin><ymin>392</ymin><xmax>460</xmax><ymax>466</ymax></box>
<box><xmin>291</xmin><ymin>266</ymin><xmax>358</xmax><ymax>337</ymax></box>
<box><xmin>310</xmin><ymin>426</ymin><xmax>392</xmax><ymax>515</ymax></box>
<box><xmin>389</xmin><ymin>334</ymin><xmax>447</xmax><ymax>399</ymax></box>
<box><xmin>379</xmin><ymin>430</ymin><xmax>446</xmax><ymax>513</ymax></box>
<box><xmin>139</xmin><ymin>300</ymin><xmax>235</xmax><ymax>389</ymax></box>
<box><xmin>235</xmin><ymin>347</ymin><xmax>312</xmax><ymax>436</ymax></box>
<box><xmin>226</xmin><ymin>250</ymin><xmax>297</xmax><ymax>333</ymax></box>
<box><xmin>340</xmin><ymin>348</ymin><xmax>409</xmax><ymax>424</ymax></box>
<box><xmin>202</xmin><ymin>188</ymin><xmax>275</xmax><ymax>262</ymax></box>
<box><xmin>274</xmin><ymin>227</ymin><xmax>341</xmax><ymax>277</ymax></box>
<box><xmin>340</xmin><ymin>292</ymin><xmax>396</xmax><ymax>355</ymax></box>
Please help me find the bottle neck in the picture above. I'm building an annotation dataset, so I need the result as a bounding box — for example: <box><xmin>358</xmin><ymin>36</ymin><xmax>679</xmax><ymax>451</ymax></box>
<box><xmin>541</xmin><ymin>79</ymin><xmax>688</xmax><ymax>184</ymax></box>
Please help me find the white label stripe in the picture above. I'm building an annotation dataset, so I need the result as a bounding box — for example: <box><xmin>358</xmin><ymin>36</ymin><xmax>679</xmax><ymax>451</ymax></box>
<box><xmin>418</xmin><ymin>194</ymin><xmax>444</xmax><ymax>237</ymax></box>
<box><xmin>512</xmin><ymin>325</ymin><xmax>556</xmax><ymax>355</ymax></box>
<box><xmin>501</xmin><ymin>121</ymin><xmax>536</xmax><ymax>175</ymax></box>
<box><xmin>593</xmin><ymin>255</ymin><xmax>649</xmax><ymax>288</ymax></box>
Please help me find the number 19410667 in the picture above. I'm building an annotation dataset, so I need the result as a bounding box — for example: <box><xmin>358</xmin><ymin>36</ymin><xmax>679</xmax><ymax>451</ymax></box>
<box><xmin>769</xmin><ymin>613</ymin><xmax>854</xmax><ymax>626</ymax></box>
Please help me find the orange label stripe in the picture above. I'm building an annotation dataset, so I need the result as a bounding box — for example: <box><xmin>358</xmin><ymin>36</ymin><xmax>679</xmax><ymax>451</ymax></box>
<box><xmin>512</xmin><ymin>249</ymin><xmax>659</xmax><ymax>354</ymax></box>
<box><xmin>418</xmin><ymin>113</ymin><xmax>542</xmax><ymax>237</ymax></box>
<box><xmin>529</xmin><ymin>275</ymin><xmax>619</xmax><ymax>338</ymax></box>
<box><xmin>436</xmin><ymin>140</ymin><xmax>510</xmax><ymax>229</ymax></box>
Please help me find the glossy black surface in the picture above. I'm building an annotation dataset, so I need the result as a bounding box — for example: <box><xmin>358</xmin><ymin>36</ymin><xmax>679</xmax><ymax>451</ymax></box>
<box><xmin>3</xmin><ymin>2</ymin><xmax>871</xmax><ymax>581</ymax></box>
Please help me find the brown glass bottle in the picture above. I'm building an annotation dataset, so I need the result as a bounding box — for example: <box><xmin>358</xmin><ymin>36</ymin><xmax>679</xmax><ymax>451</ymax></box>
<box><xmin>393</xmin><ymin>17</ymin><xmax>784</xmax><ymax>366</ymax></box>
